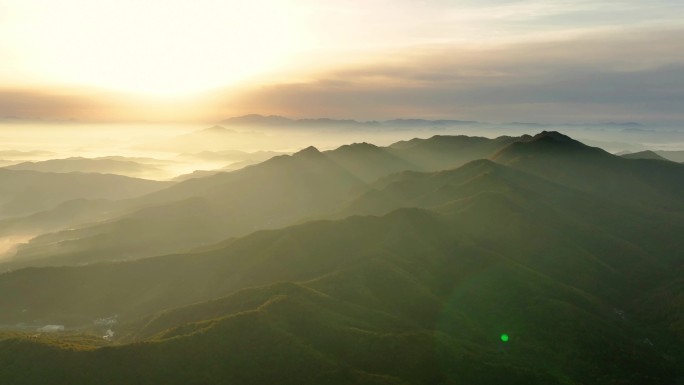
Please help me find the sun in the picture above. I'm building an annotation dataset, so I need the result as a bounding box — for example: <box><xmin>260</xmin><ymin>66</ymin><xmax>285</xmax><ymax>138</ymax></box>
<box><xmin>3</xmin><ymin>0</ymin><xmax>311</xmax><ymax>96</ymax></box>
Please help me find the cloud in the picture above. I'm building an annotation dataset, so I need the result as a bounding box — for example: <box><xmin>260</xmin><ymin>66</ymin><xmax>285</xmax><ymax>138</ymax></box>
<box><xmin>2</xmin><ymin>26</ymin><xmax>683</xmax><ymax>125</ymax></box>
<box><xmin>0</xmin><ymin>90</ymin><xmax>98</xmax><ymax>120</ymax></box>
<box><xmin>228</xmin><ymin>28</ymin><xmax>684</xmax><ymax>123</ymax></box>
<box><xmin>0</xmin><ymin>88</ymin><xmax>221</xmax><ymax>123</ymax></box>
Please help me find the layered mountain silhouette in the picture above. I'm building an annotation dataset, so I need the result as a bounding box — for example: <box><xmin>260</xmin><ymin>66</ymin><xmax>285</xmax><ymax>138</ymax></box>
<box><xmin>655</xmin><ymin>150</ymin><xmax>684</xmax><ymax>163</ymax></box>
<box><xmin>493</xmin><ymin>131</ymin><xmax>684</xmax><ymax>207</ymax></box>
<box><xmin>0</xmin><ymin>132</ymin><xmax>682</xmax><ymax>384</ymax></box>
<box><xmin>617</xmin><ymin>150</ymin><xmax>684</xmax><ymax>163</ymax></box>
<box><xmin>5</xmin><ymin>157</ymin><xmax>163</xmax><ymax>178</ymax></box>
<box><xmin>0</xmin><ymin>169</ymin><xmax>169</xmax><ymax>219</ymax></box>
<box><xmin>1</xmin><ymin>134</ymin><xmax>534</xmax><ymax>268</ymax></box>
<box><xmin>2</xmin><ymin>146</ymin><xmax>366</xmax><ymax>268</ymax></box>
<box><xmin>621</xmin><ymin>150</ymin><xmax>670</xmax><ymax>161</ymax></box>
<box><xmin>5</xmin><ymin>132</ymin><xmax>683</xmax><ymax>269</ymax></box>
<box><xmin>172</xmin><ymin>151</ymin><xmax>288</xmax><ymax>181</ymax></box>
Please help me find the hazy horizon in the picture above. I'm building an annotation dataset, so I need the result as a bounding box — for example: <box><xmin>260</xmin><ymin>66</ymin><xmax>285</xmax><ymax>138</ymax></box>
<box><xmin>1</xmin><ymin>0</ymin><xmax>683</xmax><ymax>124</ymax></box>
<box><xmin>0</xmin><ymin>119</ymin><xmax>678</xmax><ymax>179</ymax></box>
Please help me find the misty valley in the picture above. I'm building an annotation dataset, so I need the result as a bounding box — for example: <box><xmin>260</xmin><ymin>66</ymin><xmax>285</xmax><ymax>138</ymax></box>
<box><xmin>0</xmin><ymin>123</ymin><xmax>682</xmax><ymax>385</ymax></box>
<box><xmin>3</xmin><ymin>0</ymin><xmax>684</xmax><ymax>382</ymax></box>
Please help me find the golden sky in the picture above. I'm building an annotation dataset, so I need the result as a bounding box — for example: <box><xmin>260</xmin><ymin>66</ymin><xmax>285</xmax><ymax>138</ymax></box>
<box><xmin>1</xmin><ymin>0</ymin><xmax>683</xmax><ymax>123</ymax></box>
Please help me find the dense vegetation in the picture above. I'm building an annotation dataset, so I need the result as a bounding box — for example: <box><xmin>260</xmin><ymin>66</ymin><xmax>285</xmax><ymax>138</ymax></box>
<box><xmin>0</xmin><ymin>132</ymin><xmax>682</xmax><ymax>384</ymax></box>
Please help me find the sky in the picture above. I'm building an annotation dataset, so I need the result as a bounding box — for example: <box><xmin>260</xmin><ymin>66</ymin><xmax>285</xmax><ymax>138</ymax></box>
<box><xmin>0</xmin><ymin>0</ymin><xmax>683</xmax><ymax>123</ymax></box>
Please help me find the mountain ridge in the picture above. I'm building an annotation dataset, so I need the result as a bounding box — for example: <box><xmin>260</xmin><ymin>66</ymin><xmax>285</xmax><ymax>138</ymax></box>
<box><xmin>5</xmin><ymin>131</ymin><xmax>684</xmax><ymax>270</ymax></box>
<box><xmin>0</xmin><ymin>131</ymin><xmax>683</xmax><ymax>384</ymax></box>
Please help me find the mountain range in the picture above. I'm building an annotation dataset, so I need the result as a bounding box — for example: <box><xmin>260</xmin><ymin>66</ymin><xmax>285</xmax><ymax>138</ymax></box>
<box><xmin>0</xmin><ymin>131</ymin><xmax>682</xmax><ymax>384</ymax></box>
<box><xmin>0</xmin><ymin>134</ymin><xmax>527</xmax><ymax>268</ymax></box>
<box><xmin>0</xmin><ymin>169</ymin><xmax>169</xmax><ymax>219</ymax></box>
<box><xmin>5</xmin><ymin>157</ymin><xmax>164</xmax><ymax>179</ymax></box>
<box><xmin>219</xmin><ymin>114</ymin><xmax>647</xmax><ymax>130</ymax></box>
<box><xmin>621</xmin><ymin>150</ymin><xmax>684</xmax><ymax>163</ymax></box>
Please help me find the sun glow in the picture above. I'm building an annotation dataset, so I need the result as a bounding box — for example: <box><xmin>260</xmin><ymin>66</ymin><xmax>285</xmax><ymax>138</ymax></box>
<box><xmin>3</xmin><ymin>0</ymin><xmax>311</xmax><ymax>95</ymax></box>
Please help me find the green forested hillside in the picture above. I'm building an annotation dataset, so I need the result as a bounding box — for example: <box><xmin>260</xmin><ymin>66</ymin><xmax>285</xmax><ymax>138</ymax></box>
<box><xmin>2</xmin><ymin>134</ymin><xmax>520</xmax><ymax>268</ymax></box>
<box><xmin>493</xmin><ymin>131</ymin><xmax>684</xmax><ymax>208</ymax></box>
<box><xmin>3</xmin><ymin>146</ymin><xmax>365</xmax><ymax>268</ymax></box>
<box><xmin>12</xmin><ymin>131</ymin><xmax>684</xmax><ymax>270</ymax></box>
<box><xmin>0</xmin><ymin>133</ymin><xmax>683</xmax><ymax>384</ymax></box>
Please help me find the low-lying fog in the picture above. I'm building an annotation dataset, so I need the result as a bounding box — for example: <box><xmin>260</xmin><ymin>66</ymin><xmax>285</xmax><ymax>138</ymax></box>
<box><xmin>0</xmin><ymin>117</ymin><xmax>682</xmax><ymax>265</ymax></box>
<box><xmin>1</xmin><ymin>119</ymin><xmax>682</xmax><ymax>182</ymax></box>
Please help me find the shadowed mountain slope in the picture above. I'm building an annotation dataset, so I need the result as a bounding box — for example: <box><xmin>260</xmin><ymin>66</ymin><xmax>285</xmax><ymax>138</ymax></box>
<box><xmin>6</xmin><ymin>131</ymin><xmax>684</xmax><ymax>271</ymax></box>
<box><xmin>654</xmin><ymin>150</ymin><xmax>684</xmax><ymax>163</ymax></box>
<box><xmin>492</xmin><ymin>131</ymin><xmax>684</xmax><ymax>208</ymax></box>
<box><xmin>0</xmin><ymin>190</ymin><xmax>681</xmax><ymax>383</ymax></box>
<box><xmin>2</xmin><ymin>135</ymin><xmax>523</xmax><ymax>268</ymax></box>
<box><xmin>2</xmin><ymin>147</ymin><xmax>366</xmax><ymax>268</ymax></box>
<box><xmin>0</xmin><ymin>169</ymin><xmax>169</xmax><ymax>219</ymax></box>
<box><xmin>0</xmin><ymin>146</ymin><xmax>683</xmax><ymax>383</ymax></box>
<box><xmin>324</xmin><ymin>142</ymin><xmax>419</xmax><ymax>183</ymax></box>
<box><xmin>388</xmin><ymin>134</ymin><xmax>523</xmax><ymax>171</ymax></box>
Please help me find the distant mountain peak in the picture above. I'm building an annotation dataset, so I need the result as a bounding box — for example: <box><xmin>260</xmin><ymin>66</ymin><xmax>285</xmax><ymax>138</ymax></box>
<box><xmin>523</xmin><ymin>131</ymin><xmax>594</xmax><ymax>151</ymax></box>
<box><xmin>293</xmin><ymin>146</ymin><xmax>322</xmax><ymax>157</ymax></box>
<box><xmin>621</xmin><ymin>150</ymin><xmax>670</xmax><ymax>161</ymax></box>
<box><xmin>198</xmin><ymin>125</ymin><xmax>235</xmax><ymax>134</ymax></box>
<box><xmin>349</xmin><ymin>141</ymin><xmax>376</xmax><ymax>147</ymax></box>
<box><xmin>335</xmin><ymin>142</ymin><xmax>380</xmax><ymax>152</ymax></box>
<box><xmin>492</xmin><ymin>131</ymin><xmax>610</xmax><ymax>162</ymax></box>
<box><xmin>205</xmin><ymin>125</ymin><xmax>228</xmax><ymax>131</ymax></box>
<box><xmin>221</xmin><ymin>114</ymin><xmax>294</xmax><ymax>126</ymax></box>
<box><xmin>220</xmin><ymin>115</ymin><xmax>482</xmax><ymax>128</ymax></box>
<box><xmin>531</xmin><ymin>131</ymin><xmax>575</xmax><ymax>143</ymax></box>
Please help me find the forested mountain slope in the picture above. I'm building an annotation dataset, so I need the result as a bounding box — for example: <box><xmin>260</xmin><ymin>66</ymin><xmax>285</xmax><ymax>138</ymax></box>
<box><xmin>0</xmin><ymin>133</ymin><xmax>682</xmax><ymax>384</ymax></box>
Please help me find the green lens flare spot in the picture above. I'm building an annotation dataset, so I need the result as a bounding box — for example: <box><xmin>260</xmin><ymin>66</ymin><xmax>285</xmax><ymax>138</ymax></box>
<box><xmin>500</xmin><ymin>334</ymin><xmax>509</xmax><ymax>342</ymax></box>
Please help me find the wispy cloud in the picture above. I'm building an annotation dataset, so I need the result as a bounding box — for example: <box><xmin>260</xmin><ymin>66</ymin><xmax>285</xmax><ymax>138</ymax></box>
<box><xmin>1</xmin><ymin>1</ymin><xmax>683</xmax><ymax>123</ymax></box>
<box><xmin>4</xmin><ymin>28</ymin><xmax>684</xmax><ymax>124</ymax></box>
<box><xmin>229</xmin><ymin>29</ymin><xmax>684</xmax><ymax>123</ymax></box>
<box><xmin>290</xmin><ymin>0</ymin><xmax>684</xmax><ymax>49</ymax></box>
